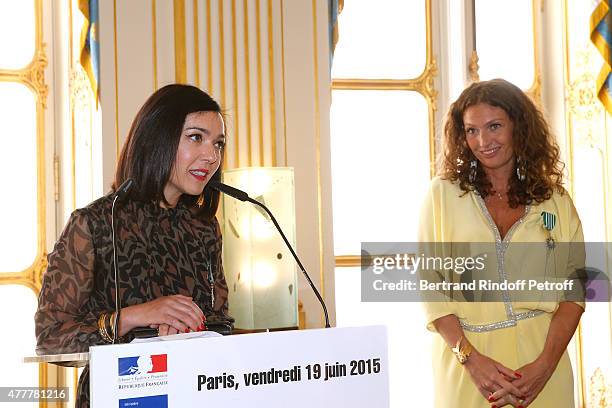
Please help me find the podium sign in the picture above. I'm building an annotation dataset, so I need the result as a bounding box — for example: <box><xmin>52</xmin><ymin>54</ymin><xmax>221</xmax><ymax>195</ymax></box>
<box><xmin>90</xmin><ymin>326</ymin><xmax>389</xmax><ymax>407</ymax></box>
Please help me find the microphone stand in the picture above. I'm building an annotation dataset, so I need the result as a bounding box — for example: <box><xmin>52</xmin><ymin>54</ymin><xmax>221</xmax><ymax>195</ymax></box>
<box><xmin>210</xmin><ymin>181</ymin><xmax>331</xmax><ymax>328</ymax></box>
<box><xmin>111</xmin><ymin>197</ymin><xmax>120</xmax><ymax>343</ymax></box>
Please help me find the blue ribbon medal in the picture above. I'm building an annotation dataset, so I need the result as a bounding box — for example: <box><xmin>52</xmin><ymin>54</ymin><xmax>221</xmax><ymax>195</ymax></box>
<box><xmin>540</xmin><ymin>211</ymin><xmax>556</xmax><ymax>249</ymax></box>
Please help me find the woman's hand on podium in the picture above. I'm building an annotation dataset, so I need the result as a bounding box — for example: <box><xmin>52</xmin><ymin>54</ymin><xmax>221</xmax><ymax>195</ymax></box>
<box><xmin>118</xmin><ymin>295</ymin><xmax>206</xmax><ymax>336</ymax></box>
<box><xmin>150</xmin><ymin>324</ymin><xmax>178</xmax><ymax>336</ymax></box>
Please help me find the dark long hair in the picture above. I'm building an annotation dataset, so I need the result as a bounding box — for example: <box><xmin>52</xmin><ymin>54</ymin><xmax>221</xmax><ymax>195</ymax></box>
<box><xmin>440</xmin><ymin>79</ymin><xmax>565</xmax><ymax>207</ymax></box>
<box><xmin>113</xmin><ymin>84</ymin><xmax>223</xmax><ymax>219</ymax></box>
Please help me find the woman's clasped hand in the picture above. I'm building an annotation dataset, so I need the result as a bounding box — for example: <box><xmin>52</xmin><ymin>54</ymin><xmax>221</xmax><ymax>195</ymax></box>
<box><xmin>120</xmin><ymin>294</ymin><xmax>207</xmax><ymax>336</ymax></box>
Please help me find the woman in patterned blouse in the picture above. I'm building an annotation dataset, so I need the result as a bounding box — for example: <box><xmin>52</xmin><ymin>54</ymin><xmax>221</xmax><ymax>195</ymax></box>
<box><xmin>35</xmin><ymin>84</ymin><xmax>232</xmax><ymax>407</ymax></box>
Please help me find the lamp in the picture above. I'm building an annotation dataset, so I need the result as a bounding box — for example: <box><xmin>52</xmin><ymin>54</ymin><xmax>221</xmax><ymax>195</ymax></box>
<box><xmin>221</xmin><ymin>167</ymin><xmax>298</xmax><ymax>330</ymax></box>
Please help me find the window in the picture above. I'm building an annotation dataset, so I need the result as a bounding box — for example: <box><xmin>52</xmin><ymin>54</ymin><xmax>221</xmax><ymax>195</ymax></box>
<box><xmin>330</xmin><ymin>1</ymin><xmax>436</xmax><ymax>405</ymax></box>
<box><xmin>0</xmin><ymin>0</ymin><xmax>48</xmax><ymax>404</ymax></box>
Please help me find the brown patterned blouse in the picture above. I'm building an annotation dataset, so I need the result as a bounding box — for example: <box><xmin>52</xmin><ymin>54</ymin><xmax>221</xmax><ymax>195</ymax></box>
<box><xmin>35</xmin><ymin>194</ymin><xmax>230</xmax><ymax>407</ymax></box>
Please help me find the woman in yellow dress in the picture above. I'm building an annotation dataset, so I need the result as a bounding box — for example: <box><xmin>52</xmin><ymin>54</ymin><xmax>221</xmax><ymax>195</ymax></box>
<box><xmin>419</xmin><ymin>79</ymin><xmax>585</xmax><ymax>407</ymax></box>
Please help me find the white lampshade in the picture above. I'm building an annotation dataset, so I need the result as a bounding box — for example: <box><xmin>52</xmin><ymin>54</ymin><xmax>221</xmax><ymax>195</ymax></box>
<box><xmin>221</xmin><ymin>167</ymin><xmax>298</xmax><ymax>329</ymax></box>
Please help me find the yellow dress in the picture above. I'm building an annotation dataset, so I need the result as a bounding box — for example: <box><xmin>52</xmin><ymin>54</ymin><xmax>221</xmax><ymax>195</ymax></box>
<box><xmin>419</xmin><ymin>177</ymin><xmax>584</xmax><ymax>408</ymax></box>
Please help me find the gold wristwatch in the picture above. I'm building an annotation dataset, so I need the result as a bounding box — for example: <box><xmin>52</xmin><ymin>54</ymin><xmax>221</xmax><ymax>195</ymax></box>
<box><xmin>451</xmin><ymin>336</ymin><xmax>472</xmax><ymax>364</ymax></box>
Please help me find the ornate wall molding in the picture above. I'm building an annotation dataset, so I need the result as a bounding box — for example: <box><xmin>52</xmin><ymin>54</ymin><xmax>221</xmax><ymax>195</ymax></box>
<box><xmin>589</xmin><ymin>368</ymin><xmax>612</xmax><ymax>408</ymax></box>
<box><xmin>566</xmin><ymin>48</ymin><xmax>604</xmax><ymax>151</ymax></box>
<box><xmin>0</xmin><ymin>44</ymin><xmax>48</xmax><ymax>109</ymax></box>
<box><xmin>468</xmin><ymin>50</ymin><xmax>480</xmax><ymax>82</ymax></box>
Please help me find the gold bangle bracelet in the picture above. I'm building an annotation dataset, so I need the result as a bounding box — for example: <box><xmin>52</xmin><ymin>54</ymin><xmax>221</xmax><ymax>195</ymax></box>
<box><xmin>108</xmin><ymin>312</ymin><xmax>116</xmax><ymax>338</ymax></box>
<box><xmin>98</xmin><ymin>312</ymin><xmax>113</xmax><ymax>343</ymax></box>
<box><xmin>451</xmin><ymin>336</ymin><xmax>472</xmax><ymax>364</ymax></box>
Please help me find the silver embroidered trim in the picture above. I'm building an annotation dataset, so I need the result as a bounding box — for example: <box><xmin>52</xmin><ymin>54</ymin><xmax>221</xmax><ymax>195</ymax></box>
<box><xmin>460</xmin><ymin>310</ymin><xmax>545</xmax><ymax>332</ymax></box>
<box><xmin>474</xmin><ymin>194</ymin><xmax>531</xmax><ymax>320</ymax></box>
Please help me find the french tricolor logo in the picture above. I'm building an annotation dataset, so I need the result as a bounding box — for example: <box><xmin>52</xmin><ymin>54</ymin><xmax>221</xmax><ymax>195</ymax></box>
<box><xmin>118</xmin><ymin>354</ymin><xmax>167</xmax><ymax>376</ymax></box>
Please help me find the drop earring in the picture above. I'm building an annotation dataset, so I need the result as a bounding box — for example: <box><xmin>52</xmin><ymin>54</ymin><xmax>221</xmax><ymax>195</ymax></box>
<box><xmin>468</xmin><ymin>160</ymin><xmax>478</xmax><ymax>184</ymax></box>
<box><xmin>516</xmin><ymin>157</ymin><xmax>526</xmax><ymax>182</ymax></box>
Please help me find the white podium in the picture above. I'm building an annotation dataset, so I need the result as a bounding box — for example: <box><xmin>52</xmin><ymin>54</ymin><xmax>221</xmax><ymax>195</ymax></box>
<box><xmin>89</xmin><ymin>326</ymin><xmax>389</xmax><ymax>407</ymax></box>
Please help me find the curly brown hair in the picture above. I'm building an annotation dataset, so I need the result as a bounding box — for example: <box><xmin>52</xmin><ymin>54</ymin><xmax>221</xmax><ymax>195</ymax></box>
<box><xmin>440</xmin><ymin>79</ymin><xmax>565</xmax><ymax>207</ymax></box>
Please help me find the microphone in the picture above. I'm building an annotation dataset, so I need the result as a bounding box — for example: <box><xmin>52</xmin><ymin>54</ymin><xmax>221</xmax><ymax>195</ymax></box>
<box><xmin>115</xmin><ymin>178</ymin><xmax>135</xmax><ymax>201</ymax></box>
<box><xmin>209</xmin><ymin>180</ymin><xmax>331</xmax><ymax>328</ymax></box>
<box><xmin>211</xmin><ymin>181</ymin><xmax>249</xmax><ymax>202</ymax></box>
<box><xmin>111</xmin><ymin>179</ymin><xmax>135</xmax><ymax>342</ymax></box>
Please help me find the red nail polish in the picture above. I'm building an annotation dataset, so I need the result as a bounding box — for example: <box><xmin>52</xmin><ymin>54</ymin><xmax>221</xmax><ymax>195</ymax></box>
<box><xmin>518</xmin><ymin>405</ymin><xmax>524</xmax><ymax>408</ymax></box>
<box><xmin>515</xmin><ymin>372</ymin><xmax>522</xmax><ymax>378</ymax></box>
<box><xmin>492</xmin><ymin>405</ymin><xmax>497</xmax><ymax>408</ymax></box>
